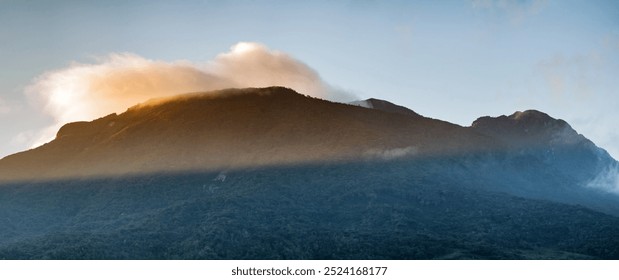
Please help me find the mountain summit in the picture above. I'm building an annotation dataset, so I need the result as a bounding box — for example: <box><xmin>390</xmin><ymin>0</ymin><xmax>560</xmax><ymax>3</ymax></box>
<box><xmin>472</xmin><ymin>110</ymin><xmax>614</xmax><ymax>184</ymax></box>
<box><xmin>472</xmin><ymin>110</ymin><xmax>587</xmax><ymax>147</ymax></box>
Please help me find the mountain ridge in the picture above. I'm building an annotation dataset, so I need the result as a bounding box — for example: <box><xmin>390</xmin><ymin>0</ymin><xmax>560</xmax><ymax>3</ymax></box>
<box><xmin>0</xmin><ymin>86</ymin><xmax>615</xmax><ymax>188</ymax></box>
<box><xmin>349</xmin><ymin>98</ymin><xmax>422</xmax><ymax>118</ymax></box>
<box><xmin>0</xmin><ymin>87</ymin><xmax>498</xmax><ymax>181</ymax></box>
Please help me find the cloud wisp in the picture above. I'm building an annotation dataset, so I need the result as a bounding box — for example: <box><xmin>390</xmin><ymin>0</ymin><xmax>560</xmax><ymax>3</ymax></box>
<box><xmin>365</xmin><ymin>146</ymin><xmax>418</xmax><ymax>161</ymax></box>
<box><xmin>26</xmin><ymin>42</ymin><xmax>353</xmax><ymax>148</ymax></box>
<box><xmin>587</xmin><ymin>163</ymin><xmax>619</xmax><ymax>196</ymax></box>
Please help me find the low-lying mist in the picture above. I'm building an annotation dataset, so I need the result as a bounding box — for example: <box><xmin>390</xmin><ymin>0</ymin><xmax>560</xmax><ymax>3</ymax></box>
<box><xmin>588</xmin><ymin>163</ymin><xmax>619</xmax><ymax>195</ymax></box>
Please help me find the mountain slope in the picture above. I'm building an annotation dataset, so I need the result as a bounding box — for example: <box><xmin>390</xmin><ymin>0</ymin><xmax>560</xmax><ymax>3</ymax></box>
<box><xmin>353</xmin><ymin>99</ymin><xmax>619</xmax><ymax>213</ymax></box>
<box><xmin>471</xmin><ymin>110</ymin><xmax>615</xmax><ymax>185</ymax></box>
<box><xmin>0</xmin><ymin>87</ymin><xmax>497</xmax><ymax>181</ymax></box>
<box><xmin>1</xmin><ymin>160</ymin><xmax>619</xmax><ymax>259</ymax></box>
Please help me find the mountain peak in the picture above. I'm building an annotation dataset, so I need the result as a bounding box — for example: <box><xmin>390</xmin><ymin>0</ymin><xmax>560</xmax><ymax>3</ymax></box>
<box><xmin>471</xmin><ymin>109</ymin><xmax>588</xmax><ymax>149</ymax></box>
<box><xmin>473</xmin><ymin>109</ymin><xmax>560</xmax><ymax>127</ymax></box>
<box><xmin>509</xmin><ymin>110</ymin><xmax>553</xmax><ymax>122</ymax></box>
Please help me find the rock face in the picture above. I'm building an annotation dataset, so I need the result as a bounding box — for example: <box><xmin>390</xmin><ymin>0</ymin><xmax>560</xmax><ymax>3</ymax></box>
<box><xmin>0</xmin><ymin>87</ymin><xmax>495</xmax><ymax>181</ymax></box>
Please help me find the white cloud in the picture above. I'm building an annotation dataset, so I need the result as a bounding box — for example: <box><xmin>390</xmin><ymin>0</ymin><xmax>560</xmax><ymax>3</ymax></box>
<box><xmin>365</xmin><ymin>146</ymin><xmax>418</xmax><ymax>160</ymax></box>
<box><xmin>25</xmin><ymin>42</ymin><xmax>355</xmax><ymax>148</ymax></box>
<box><xmin>211</xmin><ymin>42</ymin><xmax>353</xmax><ymax>102</ymax></box>
<box><xmin>587</xmin><ymin>163</ymin><xmax>619</xmax><ymax>195</ymax></box>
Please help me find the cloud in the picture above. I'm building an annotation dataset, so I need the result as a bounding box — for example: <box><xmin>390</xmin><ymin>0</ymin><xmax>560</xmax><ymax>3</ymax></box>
<box><xmin>25</xmin><ymin>42</ymin><xmax>354</xmax><ymax>148</ymax></box>
<box><xmin>365</xmin><ymin>146</ymin><xmax>418</xmax><ymax>160</ymax></box>
<box><xmin>211</xmin><ymin>42</ymin><xmax>353</xmax><ymax>102</ymax></box>
<box><xmin>28</xmin><ymin>53</ymin><xmax>233</xmax><ymax>129</ymax></box>
<box><xmin>587</xmin><ymin>163</ymin><xmax>619</xmax><ymax>195</ymax></box>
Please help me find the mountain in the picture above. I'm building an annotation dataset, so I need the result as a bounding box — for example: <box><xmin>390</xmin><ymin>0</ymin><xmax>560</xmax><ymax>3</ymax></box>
<box><xmin>472</xmin><ymin>110</ymin><xmax>582</xmax><ymax>147</ymax></box>
<box><xmin>0</xmin><ymin>87</ymin><xmax>496</xmax><ymax>182</ymax></box>
<box><xmin>351</xmin><ymin>99</ymin><xmax>619</xmax><ymax>211</ymax></box>
<box><xmin>471</xmin><ymin>110</ymin><xmax>615</xmax><ymax>184</ymax></box>
<box><xmin>1</xmin><ymin>86</ymin><xmax>619</xmax><ymax>259</ymax></box>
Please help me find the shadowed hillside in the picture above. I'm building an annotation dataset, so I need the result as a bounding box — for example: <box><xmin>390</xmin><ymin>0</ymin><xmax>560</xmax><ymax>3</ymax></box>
<box><xmin>1</xmin><ymin>159</ymin><xmax>619</xmax><ymax>259</ymax></box>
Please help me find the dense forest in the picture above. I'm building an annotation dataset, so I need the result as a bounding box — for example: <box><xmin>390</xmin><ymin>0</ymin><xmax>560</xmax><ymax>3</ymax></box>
<box><xmin>1</xmin><ymin>154</ymin><xmax>618</xmax><ymax>259</ymax></box>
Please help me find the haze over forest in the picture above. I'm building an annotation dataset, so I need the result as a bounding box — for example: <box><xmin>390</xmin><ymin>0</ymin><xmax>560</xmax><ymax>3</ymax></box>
<box><xmin>1</xmin><ymin>0</ymin><xmax>619</xmax><ymax>260</ymax></box>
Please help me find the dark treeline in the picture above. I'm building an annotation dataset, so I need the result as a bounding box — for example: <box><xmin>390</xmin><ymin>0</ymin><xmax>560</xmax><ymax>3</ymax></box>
<box><xmin>1</xmin><ymin>154</ymin><xmax>619</xmax><ymax>259</ymax></box>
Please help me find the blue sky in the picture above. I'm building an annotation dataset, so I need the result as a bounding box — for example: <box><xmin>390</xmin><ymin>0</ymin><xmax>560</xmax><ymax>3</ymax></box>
<box><xmin>1</xmin><ymin>0</ymin><xmax>619</xmax><ymax>158</ymax></box>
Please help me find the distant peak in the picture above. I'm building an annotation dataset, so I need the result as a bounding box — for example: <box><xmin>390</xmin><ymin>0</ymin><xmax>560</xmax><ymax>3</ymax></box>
<box><xmin>508</xmin><ymin>110</ymin><xmax>554</xmax><ymax>122</ymax></box>
<box><xmin>472</xmin><ymin>109</ymin><xmax>560</xmax><ymax>128</ymax></box>
<box><xmin>471</xmin><ymin>109</ymin><xmax>588</xmax><ymax>148</ymax></box>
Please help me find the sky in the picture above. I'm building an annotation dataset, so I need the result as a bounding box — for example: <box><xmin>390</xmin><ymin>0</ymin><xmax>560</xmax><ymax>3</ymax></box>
<box><xmin>1</xmin><ymin>0</ymin><xmax>619</xmax><ymax>158</ymax></box>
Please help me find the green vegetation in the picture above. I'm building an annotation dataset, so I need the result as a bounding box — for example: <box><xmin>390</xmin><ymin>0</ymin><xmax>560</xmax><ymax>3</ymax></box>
<box><xmin>1</xmin><ymin>155</ymin><xmax>618</xmax><ymax>259</ymax></box>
